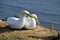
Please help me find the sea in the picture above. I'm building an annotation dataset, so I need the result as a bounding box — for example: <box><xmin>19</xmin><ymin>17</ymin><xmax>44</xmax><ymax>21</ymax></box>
<box><xmin>0</xmin><ymin>0</ymin><xmax>60</xmax><ymax>31</ymax></box>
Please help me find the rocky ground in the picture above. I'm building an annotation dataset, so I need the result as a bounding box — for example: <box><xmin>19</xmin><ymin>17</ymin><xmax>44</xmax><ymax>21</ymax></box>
<box><xmin>0</xmin><ymin>20</ymin><xmax>58</xmax><ymax>40</ymax></box>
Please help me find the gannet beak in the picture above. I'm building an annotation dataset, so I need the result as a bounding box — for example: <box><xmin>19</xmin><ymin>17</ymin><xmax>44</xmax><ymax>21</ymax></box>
<box><xmin>27</xmin><ymin>14</ymin><xmax>31</xmax><ymax>17</ymax></box>
<box><xmin>36</xmin><ymin>19</ymin><xmax>40</xmax><ymax>25</ymax></box>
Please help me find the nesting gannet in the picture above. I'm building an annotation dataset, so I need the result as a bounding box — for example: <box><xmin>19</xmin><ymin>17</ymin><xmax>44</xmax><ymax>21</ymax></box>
<box><xmin>24</xmin><ymin>14</ymin><xmax>40</xmax><ymax>29</ymax></box>
<box><xmin>6</xmin><ymin>10</ymin><xmax>30</xmax><ymax>29</ymax></box>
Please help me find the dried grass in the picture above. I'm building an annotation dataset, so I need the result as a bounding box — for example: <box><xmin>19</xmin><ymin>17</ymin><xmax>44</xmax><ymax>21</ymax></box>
<box><xmin>0</xmin><ymin>20</ymin><xmax>58</xmax><ymax>40</ymax></box>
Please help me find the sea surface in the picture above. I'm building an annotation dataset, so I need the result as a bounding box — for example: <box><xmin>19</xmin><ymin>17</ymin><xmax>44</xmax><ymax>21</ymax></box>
<box><xmin>0</xmin><ymin>0</ymin><xmax>60</xmax><ymax>31</ymax></box>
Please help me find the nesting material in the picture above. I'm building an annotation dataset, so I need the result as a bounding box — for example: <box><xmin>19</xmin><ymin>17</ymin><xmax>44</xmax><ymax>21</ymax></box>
<box><xmin>0</xmin><ymin>24</ymin><xmax>58</xmax><ymax>40</ymax></box>
<box><xmin>0</xmin><ymin>20</ymin><xmax>8</xmax><ymax>27</ymax></box>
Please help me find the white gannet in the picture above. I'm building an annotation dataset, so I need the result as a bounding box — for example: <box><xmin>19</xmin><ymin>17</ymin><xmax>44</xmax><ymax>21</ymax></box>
<box><xmin>24</xmin><ymin>14</ymin><xmax>40</xmax><ymax>29</ymax></box>
<box><xmin>6</xmin><ymin>10</ymin><xmax>30</xmax><ymax>29</ymax></box>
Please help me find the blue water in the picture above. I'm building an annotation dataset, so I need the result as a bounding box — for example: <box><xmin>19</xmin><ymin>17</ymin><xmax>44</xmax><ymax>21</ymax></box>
<box><xmin>0</xmin><ymin>0</ymin><xmax>60</xmax><ymax>31</ymax></box>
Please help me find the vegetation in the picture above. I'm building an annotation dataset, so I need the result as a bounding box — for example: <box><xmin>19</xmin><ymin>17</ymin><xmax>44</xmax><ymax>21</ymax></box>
<box><xmin>0</xmin><ymin>20</ymin><xmax>58</xmax><ymax>40</ymax></box>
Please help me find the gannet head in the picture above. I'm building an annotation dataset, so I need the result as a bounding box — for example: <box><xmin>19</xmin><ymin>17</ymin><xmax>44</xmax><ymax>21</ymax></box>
<box><xmin>31</xmin><ymin>14</ymin><xmax>37</xmax><ymax>19</ymax></box>
<box><xmin>31</xmin><ymin>14</ymin><xmax>40</xmax><ymax>25</ymax></box>
<box><xmin>19</xmin><ymin>10</ymin><xmax>30</xmax><ymax>17</ymax></box>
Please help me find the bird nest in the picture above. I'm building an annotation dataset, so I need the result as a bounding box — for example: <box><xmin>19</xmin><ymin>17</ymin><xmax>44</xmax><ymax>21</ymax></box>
<box><xmin>0</xmin><ymin>20</ymin><xmax>58</xmax><ymax>40</ymax></box>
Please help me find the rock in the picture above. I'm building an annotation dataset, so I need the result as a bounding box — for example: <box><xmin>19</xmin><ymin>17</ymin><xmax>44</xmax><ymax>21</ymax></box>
<box><xmin>0</xmin><ymin>21</ymin><xmax>58</xmax><ymax>40</ymax></box>
<box><xmin>0</xmin><ymin>20</ymin><xmax>8</xmax><ymax>27</ymax></box>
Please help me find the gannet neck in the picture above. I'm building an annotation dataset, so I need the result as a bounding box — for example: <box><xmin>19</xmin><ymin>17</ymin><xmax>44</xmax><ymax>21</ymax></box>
<box><xmin>24</xmin><ymin>16</ymin><xmax>36</xmax><ymax>29</ymax></box>
<box><xmin>19</xmin><ymin>15</ymin><xmax>26</xmax><ymax>19</ymax></box>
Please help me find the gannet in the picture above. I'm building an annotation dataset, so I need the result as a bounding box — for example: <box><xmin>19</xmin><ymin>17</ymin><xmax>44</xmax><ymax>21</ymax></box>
<box><xmin>6</xmin><ymin>10</ymin><xmax>30</xmax><ymax>29</ymax></box>
<box><xmin>24</xmin><ymin>14</ymin><xmax>40</xmax><ymax>29</ymax></box>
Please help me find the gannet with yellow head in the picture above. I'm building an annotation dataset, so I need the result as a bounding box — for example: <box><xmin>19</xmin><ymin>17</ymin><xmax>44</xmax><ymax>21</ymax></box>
<box><xmin>24</xmin><ymin>14</ymin><xmax>40</xmax><ymax>29</ymax></box>
<box><xmin>6</xmin><ymin>10</ymin><xmax>30</xmax><ymax>29</ymax></box>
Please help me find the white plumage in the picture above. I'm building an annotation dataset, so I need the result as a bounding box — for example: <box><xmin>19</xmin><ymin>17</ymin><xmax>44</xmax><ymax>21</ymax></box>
<box><xmin>6</xmin><ymin>10</ymin><xmax>40</xmax><ymax>29</ymax></box>
<box><xmin>7</xmin><ymin>17</ymin><xmax>26</xmax><ymax>29</ymax></box>
<box><xmin>24</xmin><ymin>14</ymin><xmax>38</xmax><ymax>29</ymax></box>
<box><xmin>6</xmin><ymin>10</ymin><xmax>30</xmax><ymax>29</ymax></box>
